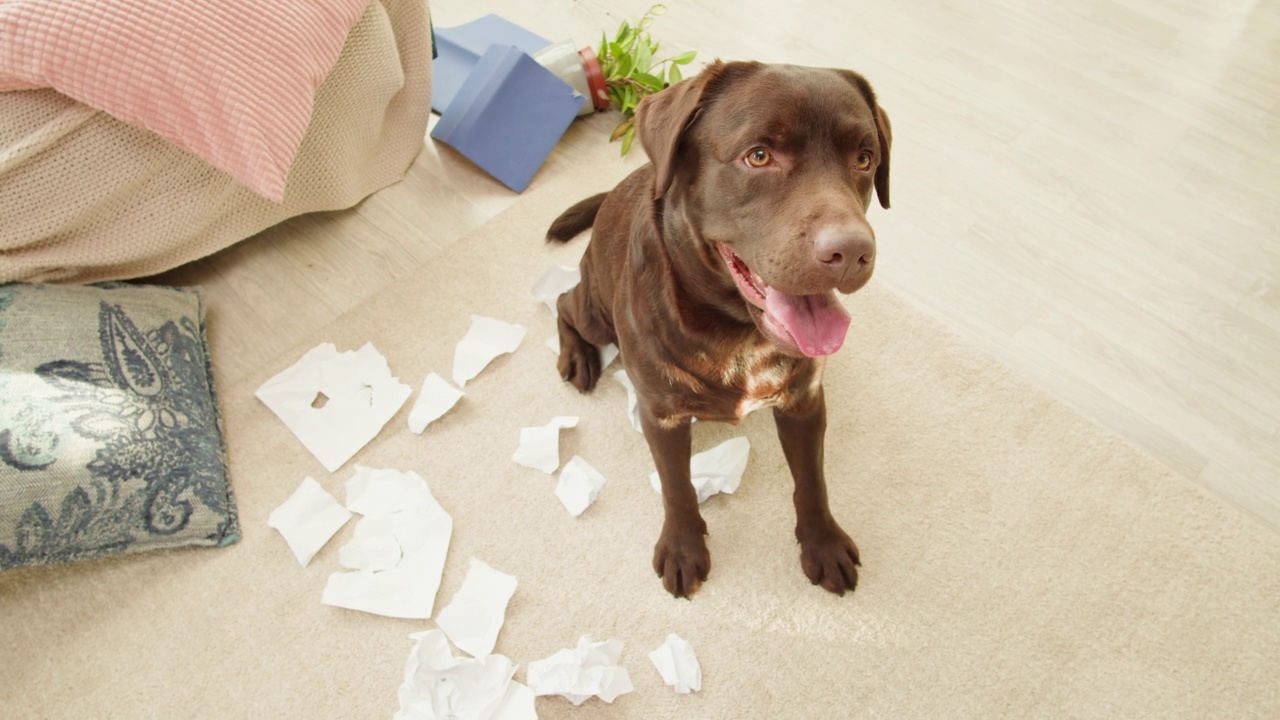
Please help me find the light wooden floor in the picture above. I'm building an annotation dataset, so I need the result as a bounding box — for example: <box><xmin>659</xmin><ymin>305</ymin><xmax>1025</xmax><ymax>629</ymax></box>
<box><xmin>153</xmin><ymin>0</ymin><xmax>1280</xmax><ymax>533</ymax></box>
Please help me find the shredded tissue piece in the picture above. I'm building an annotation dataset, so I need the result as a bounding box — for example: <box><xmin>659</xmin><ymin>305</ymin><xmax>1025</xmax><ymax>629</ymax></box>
<box><xmin>395</xmin><ymin>630</ymin><xmax>536</xmax><ymax>720</ymax></box>
<box><xmin>512</xmin><ymin>416</ymin><xmax>579</xmax><ymax>474</ymax></box>
<box><xmin>321</xmin><ymin>467</ymin><xmax>452</xmax><ymax>619</ymax></box>
<box><xmin>648</xmin><ymin>633</ymin><xmax>702</xmax><ymax>694</ymax></box>
<box><xmin>267</xmin><ymin>476</ymin><xmax>352</xmax><ymax>567</ymax></box>
<box><xmin>527</xmin><ymin>635</ymin><xmax>634</xmax><ymax>706</ymax></box>
<box><xmin>453</xmin><ymin>315</ymin><xmax>526</xmax><ymax>388</ymax></box>
<box><xmin>408</xmin><ymin>372</ymin><xmax>464</xmax><ymax>433</ymax></box>
<box><xmin>555</xmin><ymin>455</ymin><xmax>607</xmax><ymax>517</ymax></box>
<box><xmin>530</xmin><ymin>265</ymin><xmax>581</xmax><ymax>317</ymax></box>
<box><xmin>650</xmin><ymin>436</ymin><xmax>751</xmax><ymax>503</ymax></box>
<box><xmin>436</xmin><ymin>558</ymin><xmax>518</xmax><ymax>658</ymax></box>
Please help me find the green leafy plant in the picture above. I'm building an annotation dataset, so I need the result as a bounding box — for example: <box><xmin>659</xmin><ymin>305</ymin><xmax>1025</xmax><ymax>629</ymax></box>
<box><xmin>596</xmin><ymin>4</ymin><xmax>697</xmax><ymax>155</ymax></box>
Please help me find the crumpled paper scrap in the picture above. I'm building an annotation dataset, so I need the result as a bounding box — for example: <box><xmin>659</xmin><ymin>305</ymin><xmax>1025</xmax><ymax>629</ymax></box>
<box><xmin>408</xmin><ymin>372</ymin><xmax>464</xmax><ymax>433</ymax></box>
<box><xmin>255</xmin><ymin>342</ymin><xmax>413</xmax><ymax>472</ymax></box>
<box><xmin>322</xmin><ymin>467</ymin><xmax>453</xmax><ymax>619</ymax></box>
<box><xmin>612</xmin><ymin>369</ymin><xmax>642</xmax><ymax>433</ymax></box>
<box><xmin>512</xmin><ymin>416</ymin><xmax>579</xmax><ymax>474</ymax></box>
<box><xmin>555</xmin><ymin>456</ymin><xmax>607</xmax><ymax>517</ymax></box>
<box><xmin>436</xmin><ymin>558</ymin><xmax>518</xmax><ymax>658</ymax></box>
<box><xmin>267</xmin><ymin>476</ymin><xmax>352</xmax><ymax>566</ymax></box>
<box><xmin>530</xmin><ymin>265</ymin><xmax>581</xmax><ymax>317</ymax></box>
<box><xmin>395</xmin><ymin>629</ymin><xmax>535</xmax><ymax>720</ymax></box>
<box><xmin>453</xmin><ymin>316</ymin><xmax>526</xmax><ymax>388</ymax></box>
<box><xmin>527</xmin><ymin>635</ymin><xmax>634</xmax><ymax>705</ymax></box>
<box><xmin>648</xmin><ymin>633</ymin><xmax>702</xmax><ymax>694</ymax></box>
<box><xmin>649</xmin><ymin>437</ymin><xmax>751</xmax><ymax>503</ymax></box>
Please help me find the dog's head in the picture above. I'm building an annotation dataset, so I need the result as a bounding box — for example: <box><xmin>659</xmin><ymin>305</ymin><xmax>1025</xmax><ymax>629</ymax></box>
<box><xmin>636</xmin><ymin>61</ymin><xmax>891</xmax><ymax>357</ymax></box>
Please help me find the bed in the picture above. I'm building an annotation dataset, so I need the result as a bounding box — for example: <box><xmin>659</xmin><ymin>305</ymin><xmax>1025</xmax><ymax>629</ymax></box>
<box><xmin>0</xmin><ymin>0</ymin><xmax>433</xmax><ymax>284</ymax></box>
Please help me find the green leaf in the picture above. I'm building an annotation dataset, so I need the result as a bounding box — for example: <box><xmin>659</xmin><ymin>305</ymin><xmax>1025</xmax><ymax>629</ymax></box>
<box><xmin>634</xmin><ymin>71</ymin><xmax>664</xmax><ymax>92</ymax></box>
<box><xmin>622</xmin><ymin>85</ymin><xmax>639</xmax><ymax>115</ymax></box>
<box><xmin>607</xmin><ymin>86</ymin><xmax>625</xmax><ymax>109</ymax></box>
<box><xmin>635</xmin><ymin>42</ymin><xmax>652</xmax><ymax>73</ymax></box>
<box><xmin>610</xmin><ymin>119</ymin><xmax>633</xmax><ymax>142</ymax></box>
<box><xmin>620</xmin><ymin>54</ymin><xmax>636</xmax><ymax>79</ymax></box>
<box><xmin>615</xmin><ymin>20</ymin><xmax>630</xmax><ymax>44</ymax></box>
<box><xmin>672</xmin><ymin>50</ymin><xmax>696</xmax><ymax>64</ymax></box>
<box><xmin>621</xmin><ymin>125</ymin><xmax>637</xmax><ymax>156</ymax></box>
<box><xmin>649</xmin><ymin>4</ymin><xmax>668</xmax><ymax>16</ymax></box>
<box><xmin>668</xmin><ymin>62</ymin><xmax>682</xmax><ymax>84</ymax></box>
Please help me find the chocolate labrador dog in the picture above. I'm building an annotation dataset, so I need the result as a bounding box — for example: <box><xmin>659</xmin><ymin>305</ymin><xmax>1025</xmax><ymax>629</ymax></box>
<box><xmin>547</xmin><ymin>61</ymin><xmax>891</xmax><ymax>597</ymax></box>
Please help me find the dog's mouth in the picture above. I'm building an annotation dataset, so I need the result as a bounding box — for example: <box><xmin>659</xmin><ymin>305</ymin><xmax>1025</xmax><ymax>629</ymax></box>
<box><xmin>716</xmin><ymin>243</ymin><xmax>851</xmax><ymax>357</ymax></box>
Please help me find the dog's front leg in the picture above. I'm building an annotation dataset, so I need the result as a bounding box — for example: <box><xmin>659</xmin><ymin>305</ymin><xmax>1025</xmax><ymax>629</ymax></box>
<box><xmin>774</xmin><ymin>386</ymin><xmax>861</xmax><ymax>595</ymax></box>
<box><xmin>640</xmin><ymin>413</ymin><xmax>710</xmax><ymax>598</ymax></box>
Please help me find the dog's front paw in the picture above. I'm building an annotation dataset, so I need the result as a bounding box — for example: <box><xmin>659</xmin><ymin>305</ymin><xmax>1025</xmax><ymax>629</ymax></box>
<box><xmin>556</xmin><ymin>330</ymin><xmax>601</xmax><ymax>394</ymax></box>
<box><xmin>652</xmin><ymin>519</ymin><xmax>711</xmax><ymax>598</ymax></box>
<box><xmin>798</xmin><ymin>522</ymin><xmax>861</xmax><ymax>595</ymax></box>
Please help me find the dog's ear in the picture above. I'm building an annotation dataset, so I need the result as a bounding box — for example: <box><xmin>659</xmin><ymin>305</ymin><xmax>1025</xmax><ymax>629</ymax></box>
<box><xmin>636</xmin><ymin>61</ymin><xmax>724</xmax><ymax>199</ymax></box>
<box><xmin>837</xmin><ymin>70</ymin><xmax>891</xmax><ymax>209</ymax></box>
<box><xmin>873</xmin><ymin>105</ymin><xmax>891</xmax><ymax>209</ymax></box>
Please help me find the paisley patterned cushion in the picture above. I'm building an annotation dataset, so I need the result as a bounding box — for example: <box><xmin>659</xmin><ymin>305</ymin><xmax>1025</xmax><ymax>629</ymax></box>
<box><xmin>0</xmin><ymin>283</ymin><xmax>239</xmax><ymax>570</ymax></box>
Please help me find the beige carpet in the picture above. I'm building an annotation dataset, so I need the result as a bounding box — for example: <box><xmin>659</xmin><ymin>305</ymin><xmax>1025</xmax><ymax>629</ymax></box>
<box><xmin>3</xmin><ymin>162</ymin><xmax>1279</xmax><ymax>719</ymax></box>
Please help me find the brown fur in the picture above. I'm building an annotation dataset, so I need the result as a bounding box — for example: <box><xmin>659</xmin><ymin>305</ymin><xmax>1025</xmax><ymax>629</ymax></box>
<box><xmin>548</xmin><ymin>61</ymin><xmax>892</xmax><ymax>597</ymax></box>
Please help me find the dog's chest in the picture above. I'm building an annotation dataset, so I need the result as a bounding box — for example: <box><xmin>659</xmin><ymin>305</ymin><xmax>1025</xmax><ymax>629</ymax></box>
<box><xmin>718</xmin><ymin>344</ymin><xmax>815</xmax><ymax>420</ymax></box>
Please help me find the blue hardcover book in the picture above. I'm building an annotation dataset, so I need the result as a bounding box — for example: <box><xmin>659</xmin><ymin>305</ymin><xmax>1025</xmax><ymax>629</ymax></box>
<box><xmin>431</xmin><ymin>15</ymin><xmax>552</xmax><ymax>115</ymax></box>
<box><xmin>431</xmin><ymin>45</ymin><xmax>586</xmax><ymax>193</ymax></box>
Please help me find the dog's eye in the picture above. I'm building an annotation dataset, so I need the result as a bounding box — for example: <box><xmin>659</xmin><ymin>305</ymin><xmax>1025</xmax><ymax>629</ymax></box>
<box><xmin>855</xmin><ymin>151</ymin><xmax>874</xmax><ymax>172</ymax></box>
<box><xmin>745</xmin><ymin>148</ymin><xmax>772</xmax><ymax>168</ymax></box>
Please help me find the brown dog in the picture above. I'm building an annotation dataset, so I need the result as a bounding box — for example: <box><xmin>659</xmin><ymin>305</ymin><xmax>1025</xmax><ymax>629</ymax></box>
<box><xmin>547</xmin><ymin>61</ymin><xmax>891</xmax><ymax>597</ymax></box>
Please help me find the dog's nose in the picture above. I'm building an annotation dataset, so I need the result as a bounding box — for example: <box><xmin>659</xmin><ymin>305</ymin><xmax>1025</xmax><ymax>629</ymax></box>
<box><xmin>813</xmin><ymin>226</ymin><xmax>875</xmax><ymax>278</ymax></box>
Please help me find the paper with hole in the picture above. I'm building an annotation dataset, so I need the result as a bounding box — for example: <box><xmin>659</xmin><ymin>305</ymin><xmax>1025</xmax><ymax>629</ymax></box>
<box><xmin>256</xmin><ymin>342</ymin><xmax>412</xmax><ymax>472</ymax></box>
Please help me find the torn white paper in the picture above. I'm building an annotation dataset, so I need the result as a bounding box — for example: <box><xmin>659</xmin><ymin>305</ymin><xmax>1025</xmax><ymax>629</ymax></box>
<box><xmin>267</xmin><ymin>477</ymin><xmax>352</xmax><ymax>567</ymax></box>
<box><xmin>649</xmin><ymin>436</ymin><xmax>751</xmax><ymax>503</ymax></box>
<box><xmin>530</xmin><ymin>265</ymin><xmax>581</xmax><ymax>317</ymax></box>
<box><xmin>648</xmin><ymin>633</ymin><xmax>702</xmax><ymax>694</ymax></box>
<box><xmin>599</xmin><ymin>343</ymin><xmax>620</xmax><ymax>369</ymax></box>
<box><xmin>408</xmin><ymin>372</ymin><xmax>464</xmax><ymax>433</ymax></box>
<box><xmin>555</xmin><ymin>456</ymin><xmax>607</xmax><ymax>517</ymax></box>
<box><xmin>396</xmin><ymin>630</ymin><xmax>536</xmax><ymax>720</ymax></box>
<box><xmin>527</xmin><ymin>635</ymin><xmax>634</xmax><ymax>706</ymax></box>
<box><xmin>255</xmin><ymin>342</ymin><xmax>413</xmax><ymax>472</ymax></box>
<box><xmin>436</xmin><ymin>558</ymin><xmax>518</xmax><ymax>658</ymax></box>
<box><xmin>613</xmin><ymin>370</ymin><xmax>642</xmax><ymax>433</ymax></box>
<box><xmin>322</xmin><ymin>467</ymin><xmax>453</xmax><ymax>619</ymax></box>
<box><xmin>546</xmin><ymin>335</ymin><xmax>560</xmax><ymax>355</ymax></box>
<box><xmin>453</xmin><ymin>316</ymin><xmax>527</xmax><ymax>388</ymax></box>
<box><xmin>512</xmin><ymin>416</ymin><xmax>579</xmax><ymax>474</ymax></box>
<box><xmin>337</xmin><ymin>512</ymin><xmax>401</xmax><ymax>572</ymax></box>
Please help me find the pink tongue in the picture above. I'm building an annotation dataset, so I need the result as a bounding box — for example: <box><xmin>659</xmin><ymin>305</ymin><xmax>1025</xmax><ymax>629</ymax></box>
<box><xmin>764</xmin><ymin>290</ymin><xmax>852</xmax><ymax>356</ymax></box>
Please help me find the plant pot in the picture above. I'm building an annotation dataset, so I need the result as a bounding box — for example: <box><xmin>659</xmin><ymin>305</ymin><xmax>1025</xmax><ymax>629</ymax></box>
<box><xmin>532</xmin><ymin>40</ymin><xmax>610</xmax><ymax>116</ymax></box>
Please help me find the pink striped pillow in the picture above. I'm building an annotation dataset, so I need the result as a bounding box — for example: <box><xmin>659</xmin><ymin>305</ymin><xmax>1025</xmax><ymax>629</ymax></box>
<box><xmin>0</xmin><ymin>0</ymin><xmax>371</xmax><ymax>201</ymax></box>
